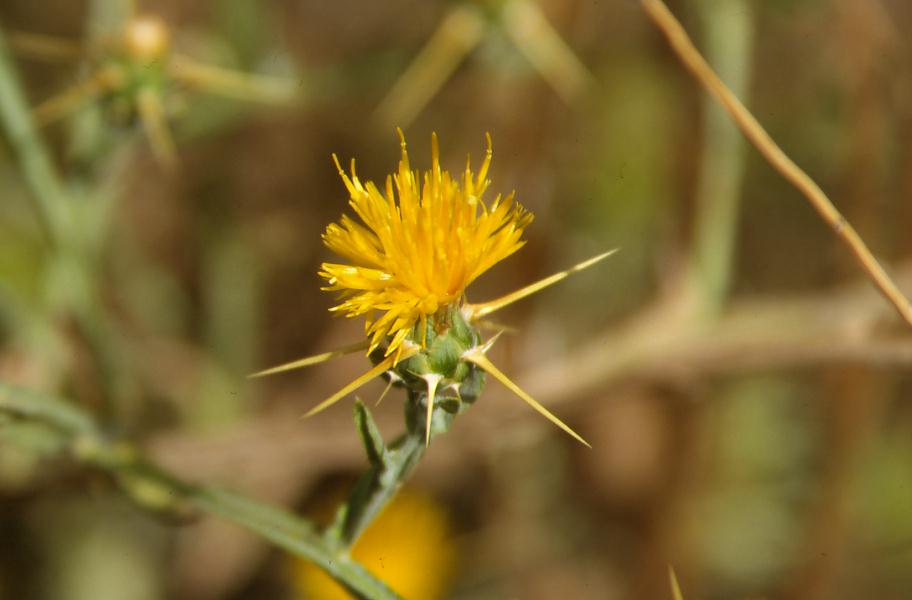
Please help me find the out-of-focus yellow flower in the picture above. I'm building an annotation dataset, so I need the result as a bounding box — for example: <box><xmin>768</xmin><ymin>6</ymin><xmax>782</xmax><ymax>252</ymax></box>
<box><xmin>290</xmin><ymin>489</ymin><xmax>456</xmax><ymax>600</ymax></box>
<box><xmin>321</xmin><ymin>131</ymin><xmax>532</xmax><ymax>360</ymax></box>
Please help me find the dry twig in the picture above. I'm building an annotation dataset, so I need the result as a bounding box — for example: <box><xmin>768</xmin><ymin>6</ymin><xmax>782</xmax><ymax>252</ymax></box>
<box><xmin>640</xmin><ymin>0</ymin><xmax>912</xmax><ymax>328</ymax></box>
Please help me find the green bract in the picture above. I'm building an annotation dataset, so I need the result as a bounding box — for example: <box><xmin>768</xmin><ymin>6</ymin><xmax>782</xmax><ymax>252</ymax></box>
<box><xmin>373</xmin><ymin>306</ymin><xmax>486</xmax><ymax>440</ymax></box>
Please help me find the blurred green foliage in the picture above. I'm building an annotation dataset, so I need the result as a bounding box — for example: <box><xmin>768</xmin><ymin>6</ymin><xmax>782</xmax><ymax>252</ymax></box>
<box><xmin>1</xmin><ymin>0</ymin><xmax>911</xmax><ymax>599</ymax></box>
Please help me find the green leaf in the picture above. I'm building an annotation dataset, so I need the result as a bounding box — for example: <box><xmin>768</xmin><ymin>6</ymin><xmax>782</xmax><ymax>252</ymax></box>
<box><xmin>0</xmin><ymin>381</ymin><xmax>98</xmax><ymax>437</ymax></box>
<box><xmin>354</xmin><ymin>400</ymin><xmax>387</xmax><ymax>468</ymax></box>
<box><xmin>0</xmin><ymin>379</ymin><xmax>403</xmax><ymax>600</ymax></box>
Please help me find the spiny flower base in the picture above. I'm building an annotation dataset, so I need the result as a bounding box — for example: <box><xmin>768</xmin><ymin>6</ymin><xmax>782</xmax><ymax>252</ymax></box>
<box><xmin>374</xmin><ymin>306</ymin><xmax>486</xmax><ymax>444</ymax></box>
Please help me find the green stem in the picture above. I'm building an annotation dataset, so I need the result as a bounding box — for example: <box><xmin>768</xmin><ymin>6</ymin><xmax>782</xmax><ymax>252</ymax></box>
<box><xmin>345</xmin><ymin>431</ymin><xmax>425</xmax><ymax>544</ymax></box>
<box><xmin>328</xmin><ymin>400</ymin><xmax>427</xmax><ymax>549</ymax></box>
<box><xmin>0</xmin><ymin>381</ymin><xmax>99</xmax><ymax>437</ymax></box>
<box><xmin>0</xmin><ymin>27</ymin><xmax>142</xmax><ymax>421</ymax></box>
<box><xmin>0</xmin><ymin>28</ymin><xmax>69</xmax><ymax>244</ymax></box>
<box><xmin>686</xmin><ymin>0</ymin><xmax>754</xmax><ymax>316</ymax></box>
<box><xmin>186</xmin><ymin>488</ymin><xmax>400</xmax><ymax>600</ymax></box>
<box><xmin>0</xmin><ymin>380</ymin><xmax>403</xmax><ymax>600</ymax></box>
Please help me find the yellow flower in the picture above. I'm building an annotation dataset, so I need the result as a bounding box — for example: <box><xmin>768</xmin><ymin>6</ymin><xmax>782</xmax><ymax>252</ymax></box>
<box><xmin>289</xmin><ymin>488</ymin><xmax>456</xmax><ymax>600</ymax></box>
<box><xmin>253</xmin><ymin>132</ymin><xmax>616</xmax><ymax>447</ymax></box>
<box><xmin>320</xmin><ymin>131</ymin><xmax>532</xmax><ymax>360</ymax></box>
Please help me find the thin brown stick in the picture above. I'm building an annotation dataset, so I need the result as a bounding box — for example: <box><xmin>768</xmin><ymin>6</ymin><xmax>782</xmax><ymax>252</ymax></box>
<box><xmin>520</xmin><ymin>261</ymin><xmax>912</xmax><ymax>408</ymax></box>
<box><xmin>168</xmin><ymin>54</ymin><xmax>301</xmax><ymax>104</ymax></box>
<box><xmin>7</xmin><ymin>31</ymin><xmax>86</xmax><ymax>63</ymax></box>
<box><xmin>32</xmin><ymin>67</ymin><xmax>120</xmax><ymax>125</ymax></box>
<box><xmin>640</xmin><ymin>0</ymin><xmax>912</xmax><ymax>328</ymax></box>
<box><xmin>136</xmin><ymin>86</ymin><xmax>177</xmax><ymax>166</ymax></box>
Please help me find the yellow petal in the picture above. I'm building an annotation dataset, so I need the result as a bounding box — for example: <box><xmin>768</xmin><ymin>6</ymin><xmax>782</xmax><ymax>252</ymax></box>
<box><xmin>462</xmin><ymin>349</ymin><xmax>590</xmax><ymax>447</ymax></box>
<box><xmin>321</xmin><ymin>133</ymin><xmax>532</xmax><ymax>360</ymax></box>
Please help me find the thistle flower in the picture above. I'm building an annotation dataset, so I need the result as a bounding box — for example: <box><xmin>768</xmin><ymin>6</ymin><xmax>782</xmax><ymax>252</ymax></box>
<box><xmin>321</xmin><ymin>131</ymin><xmax>531</xmax><ymax>359</ymax></box>
<box><xmin>255</xmin><ymin>133</ymin><xmax>615</xmax><ymax>447</ymax></box>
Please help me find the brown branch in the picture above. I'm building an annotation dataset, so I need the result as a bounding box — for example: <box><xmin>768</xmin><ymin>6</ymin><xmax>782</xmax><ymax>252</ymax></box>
<box><xmin>142</xmin><ymin>265</ymin><xmax>912</xmax><ymax>491</ymax></box>
<box><xmin>639</xmin><ymin>0</ymin><xmax>912</xmax><ymax>328</ymax></box>
<box><xmin>520</xmin><ymin>263</ymin><xmax>912</xmax><ymax>408</ymax></box>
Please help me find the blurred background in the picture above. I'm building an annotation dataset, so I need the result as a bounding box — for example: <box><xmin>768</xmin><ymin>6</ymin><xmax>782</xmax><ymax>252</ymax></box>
<box><xmin>1</xmin><ymin>0</ymin><xmax>911</xmax><ymax>598</ymax></box>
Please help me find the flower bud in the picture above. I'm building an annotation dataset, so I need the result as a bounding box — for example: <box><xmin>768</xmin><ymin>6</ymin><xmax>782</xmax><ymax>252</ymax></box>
<box><xmin>374</xmin><ymin>306</ymin><xmax>486</xmax><ymax>439</ymax></box>
<box><xmin>123</xmin><ymin>16</ymin><xmax>171</xmax><ymax>64</ymax></box>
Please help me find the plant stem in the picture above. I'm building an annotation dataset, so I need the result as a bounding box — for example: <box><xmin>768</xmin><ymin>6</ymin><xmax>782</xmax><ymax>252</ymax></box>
<box><xmin>186</xmin><ymin>487</ymin><xmax>401</xmax><ymax>600</ymax></box>
<box><xmin>346</xmin><ymin>431</ymin><xmax>425</xmax><ymax>545</ymax></box>
<box><xmin>0</xmin><ymin>28</ymin><xmax>69</xmax><ymax>244</ymax></box>
<box><xmin>0</xmin><ymin>380</ymin><xmax>403</xmax><ymax>600</ymax></box>
<box><xmin>686</xmin><ymin>0</ymin><xmax>753</xmax><ymax>317</ymax></box>
<box><xmin>0</xmin><ymin>27</ymin><xmax>143</xmax><ymax>422</ymax></box>
<box><xmin>640</xmin><ymin>0</ymin><xmax>912</xmax><ymax>328</ymax></box>
<box><xmin>374</xmin><ymin>3</ymin><xmax>485</xmax><ymax>129</ymax></box>
<box><xmin>327</xmin><ymin>400</ymin><xmax>427</xmax><ymax>549</ymax></box>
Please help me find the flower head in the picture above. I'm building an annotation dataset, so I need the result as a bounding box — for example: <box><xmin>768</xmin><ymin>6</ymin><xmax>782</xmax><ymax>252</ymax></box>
<box><xmin>320</xmin><ymin>131</ymin><xmax>532</xmax><ymax>359</ymax></box>
<box><xmin>253</xmin><ymin>132</ymin><xmax>616</xmax><ymax>448</ymax></box>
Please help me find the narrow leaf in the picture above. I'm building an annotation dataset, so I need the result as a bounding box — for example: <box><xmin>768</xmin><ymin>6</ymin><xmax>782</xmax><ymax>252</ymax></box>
<box><xmin>353</xmin><ymin>400</ymin><xmax>386</xmax><ymax>467</ymax></box>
